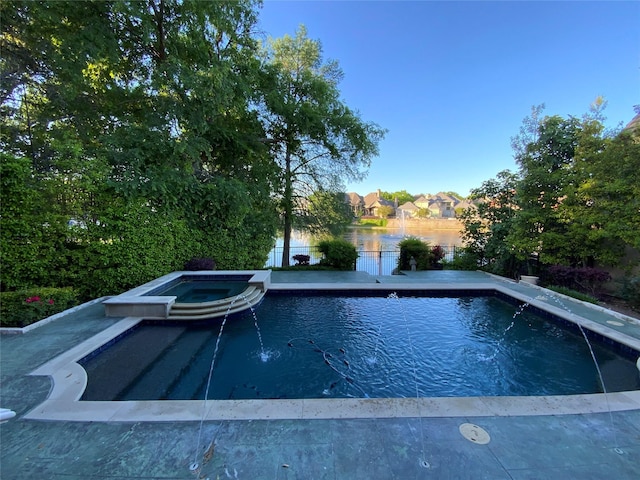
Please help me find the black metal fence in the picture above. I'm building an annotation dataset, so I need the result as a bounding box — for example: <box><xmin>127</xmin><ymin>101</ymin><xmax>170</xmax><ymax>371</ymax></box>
<box><xmin>266</xmin><ymin>245</ymin><xmax>462</xmax><ymax>276</ymax></box>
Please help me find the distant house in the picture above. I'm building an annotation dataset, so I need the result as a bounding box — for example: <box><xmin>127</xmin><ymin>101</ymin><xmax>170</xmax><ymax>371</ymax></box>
<box><xmin>413</xmin><ymin>195</ymin><xmax>430</xmax><ymax>210</ymax></box>
<box><xmin>429</xmin><ymin>192</ymin><xmax>458</xmax><ymax>218</ymax></box>
<box><xmin>345</xmin><ymin>192</ymin><xmax>364</xmax><ymax>216</ymax></box>
<box><xmin>347</xmin><ymin>189</ymin><xmax>471</xmax><ymax>219</ymax></box>
<box><xmin>363</xmin><ymin>190</ymin><xmax>395</xmax><ymax>217</ymax></box>
<box><xmin>454</xmin><ymin>199</ymin><xmax>475</xmax><ymax>215</ymax></box>
<box><xmin>624</xmin><ymin>112</ymin><xmax>640</xmax><ymax>134</ymax></box>
<box><xmin>397</xmin><ymin>201</ymin><xmax>419</xmax><ymax>218</ymax></box>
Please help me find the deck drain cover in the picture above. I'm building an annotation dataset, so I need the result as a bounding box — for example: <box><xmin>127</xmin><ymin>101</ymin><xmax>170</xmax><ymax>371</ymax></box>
<box><xmin>459</xmin><ymin>423</ymin><xmax>490</xmax><ymax>444</ymax></box>
<box><xmin>606</xmin><ymin>320</ymin><xmax>624</xmax><ymax>327</ymax></box>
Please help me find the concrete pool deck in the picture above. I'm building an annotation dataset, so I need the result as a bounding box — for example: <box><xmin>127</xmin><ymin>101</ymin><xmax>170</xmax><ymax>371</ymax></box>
<box><xmin>1</xmin><ymin>270</ymin><xmax>640</xmax><ymax>479</ymax></box>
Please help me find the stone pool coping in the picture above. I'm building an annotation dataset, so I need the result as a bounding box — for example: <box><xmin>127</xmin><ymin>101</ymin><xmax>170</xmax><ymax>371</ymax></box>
<box><xmin>24</xmin><ymin>279</ymin><xmax>640</xmax><ymax>422</ymax></box>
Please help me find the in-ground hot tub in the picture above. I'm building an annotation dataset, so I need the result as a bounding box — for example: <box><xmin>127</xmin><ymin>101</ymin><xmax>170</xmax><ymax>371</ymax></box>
<box><xmin>102</xmin><ymin>270</ymin><xmax>270</xmax><ymax>320</ymax></box>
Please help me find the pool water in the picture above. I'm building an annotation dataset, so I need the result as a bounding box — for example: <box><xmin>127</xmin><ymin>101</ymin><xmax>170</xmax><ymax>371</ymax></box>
<box><xmin>148</xmin><ymin>280</ymin><xmax>249</xmax><ymax>303</ymax></box>
<box><xmin>80</xmin><ymin>294</ymin><xmax>640</xmax><ymax>401</ymax></box>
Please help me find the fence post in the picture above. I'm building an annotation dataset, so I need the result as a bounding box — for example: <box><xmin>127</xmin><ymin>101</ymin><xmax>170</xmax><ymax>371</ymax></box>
<box><xmin>378</xmin><ymin>250</ymin><xmax>382</xmax><ymax>276</ymax></box>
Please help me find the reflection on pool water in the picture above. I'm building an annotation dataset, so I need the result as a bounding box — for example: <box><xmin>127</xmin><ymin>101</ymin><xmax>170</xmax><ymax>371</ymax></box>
<box><xmin>80</xmin><ymin>293</ymin><xmax>640</xmax><ymax>401</ymax></box>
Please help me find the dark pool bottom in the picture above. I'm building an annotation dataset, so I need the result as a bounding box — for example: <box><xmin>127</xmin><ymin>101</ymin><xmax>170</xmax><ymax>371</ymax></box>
<box><xmin>80</xmin><ymin>294</ymin><xmax>640</xmax><ymax>401</ymax></box>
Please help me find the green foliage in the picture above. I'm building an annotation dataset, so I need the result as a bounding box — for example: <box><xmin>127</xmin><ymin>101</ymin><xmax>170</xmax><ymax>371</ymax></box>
<box><xmin>0</xmin><ymin>154</ymin><xmax>69</xmax><ymax>289</ymax></box>
<box><xmin>574</xmin><ymin>131</ymin><xmax>640</xmax><ymax>253</ymax></box>
<box><xmin>184</xmin><ymin>258</ymin><xmax>216</xmax><ymax>271</ymax></box>
<box><xmin>506</xmin><ymin>104</ymin><xmax>629</xmax><ymax>267</ymax></box>
<box><xmin>62</xmin><ymin>204</ymin><xmax>201</xmax><ymax>299</ymax></box>
<box><xmin>356</xmin><ymin>218</ymin><xmax>387</xmax><ymax>227</ymax></box>
<box><xmin>444</xmin><ymin>191</ymin><xmax>464</xmax><ymax>200</ymax></box>
<box><xmin>415</xmin><ymin>208</ymin><xmax>430</xmax><ymax>219</ymax></box>
<box><xmin>621</xmin><ymin>277</ymin><xmax>640</xmax><ymax>311</ymax></box>
<box><xmin>458</xmin><ymin>170</ymin><xmax>520</xmax><ymax>277</ymax></box>
<box><xmin>397</xmin><ymin>237</ymin><xmax>431</xmax><ymax>271</ymax></box>
<box><xmin>261</xmin><ymin>25</ymin><xmax>386</xmax><ymax>265</ymax></box>
<box><xmin>443</xmin><ymin>248</ymin><xmax>480</xmax><ymax>271</ymax></box>
<box><xmin>317</xmin><ymin>238</ymin><xmax>358</xmax><ymax>270</ymax></box>
<box><xmin>380</xmin><ymin>190</ymin><xmax>413</xmax><ymax>205</ymax></box>
<box><xmin>376</xmin><ymin>205</ymin><xmax>395</xmax><ymax>218</ymax></box>
<box><xmin>0</xmin><ymin>1</ymin><xmax>278</xmax><ymax>298</ymax></box>
<box><xmin>0</xmin><ymin>287</ymin><xmax>79</xmax><ymax>327</ymax></box>
<box><xmin>543</xmin><ymin>286</ymin><xmax>599</xmax><ymax>305</ymax></box>
<box><xmin>300</xmin><ymin>190</ymin><xmax>354</xmax><ymax>236</ymax></box>
<box><xmin>508</xmin><ymin>114</ymin><xmax>587</xmax><ymax>264</ymax></box>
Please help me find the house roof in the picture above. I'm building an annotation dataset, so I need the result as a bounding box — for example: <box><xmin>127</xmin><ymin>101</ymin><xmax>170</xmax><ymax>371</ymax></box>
<box><xmin>398</xmin><ymin>201</ymin><xmax>419</xmax><ymax>211</ymax></box>
<box><xmin>363</xmin><ymin>192</ymin><xmax>393</xmax><ymax>208</ymax></box>
<box><xmin>433</xmin><ymin>192</ymin><xmax>459</xmax><ymax>204</ymax></box>
<box><xmin>624</xmin><ymin>112</ymin><xmax>640</xmax><ymax>134</ymax></box>
<box><xmin>345</xmin><ymin>192</ymin><xmax>363</xmax><ymax>206</ymax></box>
<box><xmin>455</xmin><ymin>200</ymin><xmax>474</xmax><ymax>211</ymax></box>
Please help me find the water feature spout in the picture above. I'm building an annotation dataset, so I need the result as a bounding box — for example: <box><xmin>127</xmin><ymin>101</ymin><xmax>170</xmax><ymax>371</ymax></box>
<box><xmin>191</xmin><ymin>294</ymin><xmax>244</xmax><ymax>475</ymax></box>
<box><xmin>238</xmin><ymin>293</ymin><xmax>270</xmax><ymax>362</ymax></box>
<box><xmin>534</xmin><ymin>293</ymin><xmax>623</xmax><ymax>454</ymax></box>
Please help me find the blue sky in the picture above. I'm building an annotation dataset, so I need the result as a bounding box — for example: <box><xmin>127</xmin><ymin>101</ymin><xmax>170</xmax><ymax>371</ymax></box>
<box><xmin>256</xmin><ymin>0</ymin><xmax>640</xmax><ymax>197</ymax></box>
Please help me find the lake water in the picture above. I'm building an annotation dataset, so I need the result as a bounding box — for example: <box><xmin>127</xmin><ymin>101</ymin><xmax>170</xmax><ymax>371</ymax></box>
<box><xmin>344</xmin><ymin>226</ymin><xmax>462</xmax><ymax>251</ymax></box>
<box><xmin>274</xmin><ymin>227</ymin><xmax>462</xmax><ymax>251</ymax></box>
<box><xmin>267</xmin><ymin>227</ymin><xmax>463</xmax><ymax>273</ymax></box>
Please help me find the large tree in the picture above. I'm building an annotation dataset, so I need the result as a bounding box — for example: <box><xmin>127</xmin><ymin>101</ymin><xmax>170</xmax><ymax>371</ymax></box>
<box><xmin>507</xmin><ymin>102</ymin><xmax>626</xmax><ymax>267</ymax></box>
<box><xmin>259</xmin><ymin>25</ymin><xmax>386</xmax><ymax>266</ymax></box>
<box><xmin>0</xmin><ymin>0</ymin><xmax>278</xmax><ymax>295</ymax></box>
<box><xmin>573</xmin><ymin>114</ymin><xmax>640</xmax><ymax>256</ymax></box>
<box><xmin>458</xmin><ymin>169</ymin><xmax>520</xmax><ymax>275</ymax></box>
<box><xmin>508</xmin><ymin>113</ymin><xmax>583</xmax><ymax>265</ymax></box>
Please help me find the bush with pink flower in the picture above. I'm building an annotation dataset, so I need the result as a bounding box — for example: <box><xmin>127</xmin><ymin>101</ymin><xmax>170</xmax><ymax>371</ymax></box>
<box><xmin>0</xmin><ymin>288</ymin><xmax>78</xmax><ymax>327</ymax></box>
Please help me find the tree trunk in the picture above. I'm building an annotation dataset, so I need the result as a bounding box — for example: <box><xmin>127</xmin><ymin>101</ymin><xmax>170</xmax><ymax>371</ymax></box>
<box><xmin>281</xmin><ymin>147</ymin><xmax>293</xmax><ymax>267</ymax></box>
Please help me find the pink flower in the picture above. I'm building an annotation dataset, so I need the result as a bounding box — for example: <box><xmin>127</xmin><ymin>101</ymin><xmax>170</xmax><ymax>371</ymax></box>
<box><xmin>48</xmin><ymin>299</ymin><xmax>54</xmax><ymax>305</ymax></box>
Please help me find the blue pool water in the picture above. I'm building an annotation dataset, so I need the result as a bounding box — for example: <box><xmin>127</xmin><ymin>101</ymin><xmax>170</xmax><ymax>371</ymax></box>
<box><xmin>146</xmin><ymin>280</ymin><xmax>249</xmax><ymax>303</ymax></box>
<box><xmin>80</xmin><ymin>293</ymin><xmax>640</xmax><ymax>401</ymax></box>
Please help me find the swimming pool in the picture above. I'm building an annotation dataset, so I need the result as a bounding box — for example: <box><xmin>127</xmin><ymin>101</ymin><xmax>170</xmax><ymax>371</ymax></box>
<box><xmin>80</xmin><ymin>291</ymin><xmax>640</xmax><ymax>401</ymax></box>
<box><xmin>25</xmin><ymin>272</ymin><xmax>640</xmax><ymax>423</ymax></box>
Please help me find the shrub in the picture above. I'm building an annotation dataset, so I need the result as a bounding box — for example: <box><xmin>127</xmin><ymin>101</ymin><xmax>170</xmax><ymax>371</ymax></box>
<box><xmin>545</xmin><ymin>285</ymin><xmax>599</xmax><ymax>304</ymax></box>
<box><xmin>397</xmin><ymin>237</ymin><xmax>431</xmax><ymax>271</ymax></box>
<box><xmin>431</xmin><ymin>245</ymin><xmax>446</xmax><ymax>267</ymax></box>
<box><xmin>621</xmin><ymin>276</ymin><xmax>640</xmax><ymax>311</ymax></box>
<box><xmin>0</xmin><ymin>287</ymin><xmax>80</xmax><ymax>328</ymax></box>
<box><xmin>184</xmin><ymin>257</ymin><xmax>216</xmax><ymax>271</ymax></box>
<box><xmin>444</xmin><ymin>249</ymin><xmax>480</xmax><ymax>271</ymax></box>
<box><xmin>357</xmin><ymin>218</ymin><xmax>387</xmax><ymax>227</ymax></box>
<box><xmin>317</xmin><ymin>239</ymin><xmax>358</xmax><ymax>270</ymax></box>
<box><xmin>542</xmin><ymin>265</ymin><xmax>611</xmax><ymax>298</ymax></box>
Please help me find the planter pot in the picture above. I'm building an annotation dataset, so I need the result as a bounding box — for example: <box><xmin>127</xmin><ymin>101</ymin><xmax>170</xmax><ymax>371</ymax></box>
<box><xmin>520</xmin><ymin>275</ymin><xmax>539</xmax><ymax>285</ymax></box>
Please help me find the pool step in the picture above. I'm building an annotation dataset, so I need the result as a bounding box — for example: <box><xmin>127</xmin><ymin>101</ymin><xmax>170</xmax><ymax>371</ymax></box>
<box><xmin>81</xmin><ymin>325</ymin><xmax>186</xmax><ymax>401</ymax></box>
<box><xmin>116</xmin><ymin>327</ymin><xmax>217</xmax><ymax>400</ymax></box>
<box><xmin>167</xmin><ymin>286</ymin><xmax>265</xmax><ymax>320</ymax></box>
